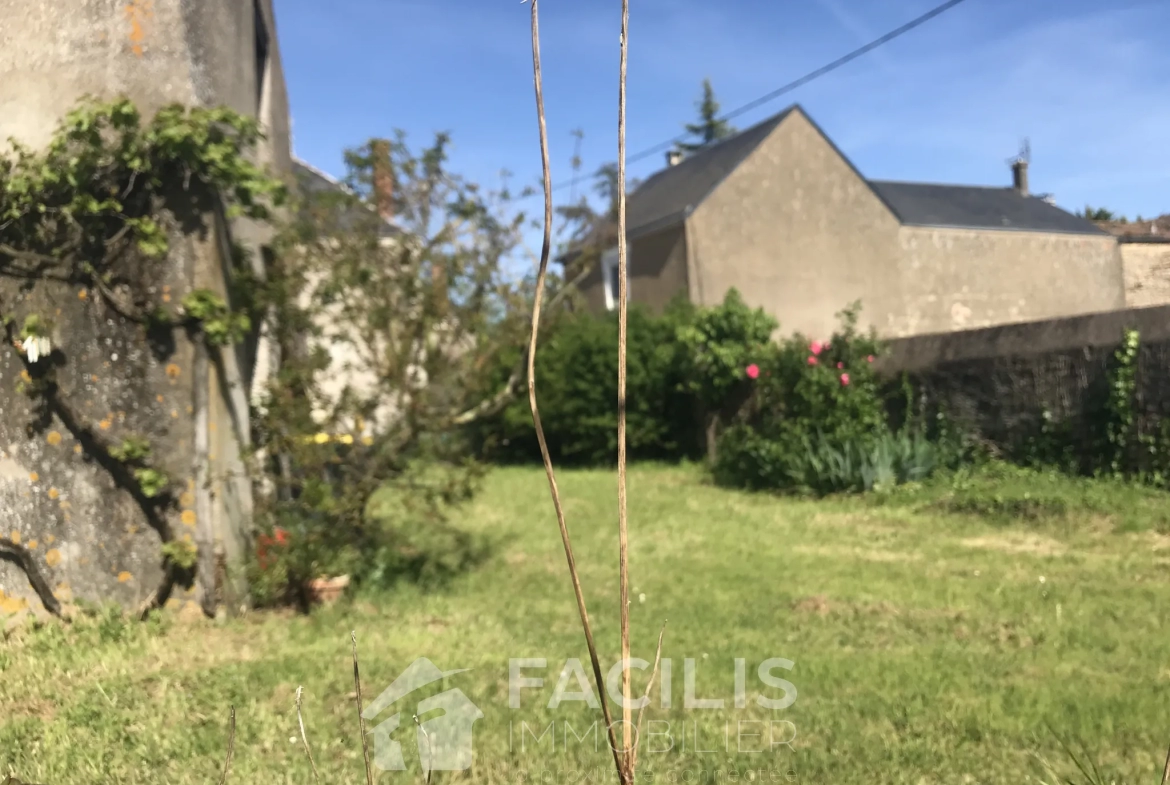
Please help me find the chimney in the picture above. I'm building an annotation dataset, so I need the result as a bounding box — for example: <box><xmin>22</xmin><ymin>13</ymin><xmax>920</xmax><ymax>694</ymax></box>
<box><xmin>371</xmin><ymin>138</ymin><xmax>394</xmax><ymax>221</ymax></box>
<box><xmin>1011</xmin><ymin>158</ymin><xmax>1029</xmax><ymax>197</ymax></box>
<box><xmin>666</xmin><ymin>149</ymin><xmax>683</xmax><ymax>167</ymax></box>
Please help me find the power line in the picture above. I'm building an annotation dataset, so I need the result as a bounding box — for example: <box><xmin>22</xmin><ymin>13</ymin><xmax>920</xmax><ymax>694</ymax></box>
<box><xmin>548</xmin><ymin>0</ymin><xmax>971</xmax><ymax>195</ymax></box>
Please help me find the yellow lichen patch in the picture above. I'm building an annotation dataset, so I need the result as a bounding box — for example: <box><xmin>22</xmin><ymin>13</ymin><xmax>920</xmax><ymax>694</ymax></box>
<box><xmin>19</xmin><ymin>369</ymin><xmax>30</xmax><ymax>383</ymax></box>
<box><xmin>0</xmin><ymin>591</ymin><xmax>28</xmax><ymax>614</ymax></box>
<box><xmin>28</xmin><ymin>472</ymin><xmax>38</xmax><ymax>483</ymax></box>
<box><xmin>182</xmin><ymin>533</ymin><xmax>193</xmax><ymax>543</ymax></box>
<box><xmin>27</xmin><ymin>540</ymin><xmax>36</xmax><ymax>550</ymax></box>
<box><xmin>99</xmin><ymin>418</ymin><xmax>112</xmax><ymax>430</ymax></box>
<box><xmin>9</xmin><ymin>531</ymin><xmax>19</xmax><ymax>545</ymax></box>
<box><xmin>181</xmin><ymin>510</ymin><xmax>197</xmax><ymax>526</ymax></box>
<box><xmin>45</xmin><ymin>549</ymin><xmax>63</xmax><ymax>567</ymax></box>
<box><xmin>165</xmin><ymin>363</ymin><xmax>181</xmax><ymax>379</ymax></box>
<box><xmin>171</xmin><ymin>409</ymin><xmax>178</xmax><ymax>419</ymax></box>
<box><xmin>117</xmin><ymin>571</ymin><xmax>132</xmax><ymax>583</ymax></box>
<box><xmin>78</xmin><ymin>288</ymin><xmax>88</xmax><ymax>301</ymax></box>
<box><xmin>127</xmin><ymin>524</ymin><xmax>139</xmax><ymax>535</ymax></box>
<box><xmin>47</xmin><ymin>488</ymin><xmax>59</xmax><ymax>500</ymax></box>
<box><xmin>46</xmin><ymin>535</ymin><xmax>54</xmax><ymax>544</ymax></box>
<box><xmin>58</xmin><ymin>500</ymin><xmax>70</xmax><ymax>511</ymax></box>
<box><xmin>73</xmin><ymin>445</ymin><xmax>83</xmax><ymax>454</ymax></box>
<box><xmin>90</xmin><ymin>375</ymin><xmax>99</xmax><ymax>382</ymax></box>
<box><xmin>162</xmin><ymin>293</ymin><xmax>172</xmax><ymax>303</ymax></box>
<box><xmin>156</xmin><ymin>395</ymin><xmax>165</xmax><ymax>403</ymax></box>
<box><xmin>124</xmin><ymin>0</ymin><xmax>153</xmax><ymax>58</ymax></box>
<box><xmin>164</xmin><ymin>597</ymin><xmax>181</xmax><ymax>610</ymax></box>
<box><xmin>187</xmin><ymin>478</ymin><xmax>195</xmax><ymax>491</ymax></box>
<box><xmin>179</xmin><ymin>491</ymin><xmax>194</xmax><ymax>507</ymax></box>
<box><xmin>46</xmin><ymin>431</ymin><xmax>62</xmax><ymax>446</ymax></box>
<box><xmin>186</xmin><ymin>405</ymin><xmax>194</xmax><ymax>414</ymax></box>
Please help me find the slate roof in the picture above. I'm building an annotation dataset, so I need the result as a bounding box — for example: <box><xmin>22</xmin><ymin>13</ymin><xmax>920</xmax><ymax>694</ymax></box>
<box><xmin>292</xmin><ymin>158</ymin><xmax>403</xmax><ymax>238</ymax></box>
<box><xmin>868</xmin><ymin>180</ymin><xmax>1108</xmax><ymax>236</ymax></box>
<box><xmin>623</xmin><ymin>104</ymin><xmax>1105</xmax><ymax>239</ymax></box>
<box><xmin>627</xmin><ymin>107</ymin><xmax>796</xmax><ymax>237</ymax></box>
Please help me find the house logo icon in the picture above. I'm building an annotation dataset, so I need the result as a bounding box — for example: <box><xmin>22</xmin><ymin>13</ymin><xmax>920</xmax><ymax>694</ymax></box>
<box><xmin>362</xmin><ymin>658</ymin><xmax>484</xmax><ymax>772</ymax></box>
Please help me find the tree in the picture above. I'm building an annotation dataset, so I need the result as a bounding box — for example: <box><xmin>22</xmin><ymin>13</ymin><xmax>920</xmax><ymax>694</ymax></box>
<box><xmin>1082</xmin><ymin>206</ymin><xmax>1118</xmax><ymax>222</ymax></box>
<box><xmin>249</xmin><ymin>130</ymin><xmax>568</xmax><ymax>599</ymax></box>
<box><xmin>676</xmin><ymin>78</ymin><xmax>736</xmax><ymax>154</ymax></box>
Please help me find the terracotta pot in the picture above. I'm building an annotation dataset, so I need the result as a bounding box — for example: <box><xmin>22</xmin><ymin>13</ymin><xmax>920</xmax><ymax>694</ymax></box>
<box><xmin>305</xmin><ymin>574</ymin><xmax>350</xmax><ymax>605</ymax></box>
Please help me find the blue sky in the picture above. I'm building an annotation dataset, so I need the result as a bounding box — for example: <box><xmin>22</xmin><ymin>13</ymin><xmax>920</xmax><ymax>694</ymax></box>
<box><xmin>276</xmin><ymin>0</ymin><xmax>1169</xmax><ymax>258</ymax></box>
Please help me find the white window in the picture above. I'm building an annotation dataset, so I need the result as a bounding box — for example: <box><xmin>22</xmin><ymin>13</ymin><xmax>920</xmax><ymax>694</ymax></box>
<box><xmin>601</xmin><ymin>246</ymin><xmax>627</xmax><ymax>311</ymax></box>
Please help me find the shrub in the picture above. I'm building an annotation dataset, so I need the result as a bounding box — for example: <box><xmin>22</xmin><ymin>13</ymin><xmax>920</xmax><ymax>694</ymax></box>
<box><xmin>713</xmin><ymin>302</ymin><xmax>961</xmax><ymax>494</ymax></box>
<box><xmin>474</xmin><ymin>299</ymin><xmax>698</xmax><ymax>465</ymax></box>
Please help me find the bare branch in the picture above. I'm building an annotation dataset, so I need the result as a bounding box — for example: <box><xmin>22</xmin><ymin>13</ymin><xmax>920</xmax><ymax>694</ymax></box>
<box><xmin>218</xmin><ymin>706</ymin><xmax>236</xmax><ymax>785</ymax></box>
<box><xmin>295</xmin><ymin>686</ymin><xmax>323</xmax><ymax>785</ymax></box>
<box><xmin>631</xmin><ymin>620</ymin><xmax>667</xmax><ymax>772</ymax></box>
<box><xmin>449</xmin><ymin>262</ymin><xmax>591</xmax><ymax>427</ymax></box>
<box><xmin>351</xmin><ymin>631</ymin><xmax>375</xmax><ymax>785</ymax></box>
<box><xmin>0</xmin><ymin>539</ymin><xmax>63</xmax><ymax>618</ymax></box>
<box><xmin>525</xmin><ymin>0</ymin><xmax>624</xmax><ymax>780</ymax></box>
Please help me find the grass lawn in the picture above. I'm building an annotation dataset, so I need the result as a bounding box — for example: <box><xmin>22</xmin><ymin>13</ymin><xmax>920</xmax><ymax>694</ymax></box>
<box><xmin>3</xmin><ymin>463</ymin><xmax>1170</xmax><ymax>784</ymax></box>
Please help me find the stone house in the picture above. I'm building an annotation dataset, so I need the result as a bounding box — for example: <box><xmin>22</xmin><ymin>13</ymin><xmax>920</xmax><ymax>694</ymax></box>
<box><xmin>1094</xmin><ymin>215</ymin><xmax>1170</xmax><ymax>309</ymax></box>
<box><xmin>574</xmin><ymin>105</ymin><xmax>1124</xmax><ymax>340</ymax></box>
<box><xmin>0</xmin><ymin>0</ymin><xmax>291</xmax><ymax>616</ymax></box>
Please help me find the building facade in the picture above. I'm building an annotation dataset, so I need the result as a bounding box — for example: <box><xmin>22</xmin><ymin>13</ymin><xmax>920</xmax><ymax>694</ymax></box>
<box><xmin>576</xmin><ymin>106</ymin><xmax>1124</xmax><ymax>342</ymax></box>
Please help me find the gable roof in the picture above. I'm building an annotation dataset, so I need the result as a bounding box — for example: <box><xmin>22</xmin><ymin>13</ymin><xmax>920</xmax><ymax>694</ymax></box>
<box><xmin>868</xmin><ymin>180</ymin><xmax>1108</xmax><ymax>236</ymax></box>
<box><xmin>627</xmin><ymin>106</ymin><xmax>797</xmax><ymax>238</ymax></box>
<box><xmin>292</xmin><ymin>158</ymin><xmax>403</xmax><ymax>239</ymax></box>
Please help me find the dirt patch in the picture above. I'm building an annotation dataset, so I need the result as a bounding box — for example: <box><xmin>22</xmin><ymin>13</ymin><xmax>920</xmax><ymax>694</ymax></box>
<box><xmin>4</xmin><ymin>696</ymin><xmax>56</xmax><ymax>721</ymax></box>
<box><xmin>960</xmin><ymin>533</ymin><xmax>1066</xmax><ymax>556</ymax></box>
<box><xmin>792</xmin><ymin>595</ymin><xmax>833</xmax><ymax>616</ymax></box>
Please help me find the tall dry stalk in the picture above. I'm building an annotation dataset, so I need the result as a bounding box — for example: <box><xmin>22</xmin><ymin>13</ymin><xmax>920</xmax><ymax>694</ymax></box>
<box><xmin>615</xmin><ymin>0</ymin><xmax>633</xmax><ymax>770</ymax></box>
<box><xmin>524</xmin><ymin>0</ymin><xmax>624</xmax><ymax>780</ymax></box>
<box><xmin>525</xmin><ymin>0</ymin><xmax>659</xmax><ymax>783</ymax></box>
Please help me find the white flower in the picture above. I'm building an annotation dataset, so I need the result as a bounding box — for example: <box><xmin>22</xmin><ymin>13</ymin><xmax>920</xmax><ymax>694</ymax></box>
<box><xmin>1038</xmin><ymin>576</ymin><xmax>1046</xmax><ymax>584</ymax></box>
<box><xmin>21</xmin><ymin>335</ymin><xmax>50</xmax><ymax>363</ymax></box>
<box><xmin>638</xmin><ymin>593</ymin><xmax>646</xmax><ymax>603</ymax></box>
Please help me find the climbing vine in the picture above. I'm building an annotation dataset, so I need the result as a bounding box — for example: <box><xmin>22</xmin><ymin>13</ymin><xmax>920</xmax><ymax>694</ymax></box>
<box><xmin>1105</xmin><ymin>328</ymin><xmax>1140</xmax><ymax>475</ymax></box>
<box><xmin>0</xmin><ymin>97</ymin><xmax>286</xmax><ymax>616</ymax></box>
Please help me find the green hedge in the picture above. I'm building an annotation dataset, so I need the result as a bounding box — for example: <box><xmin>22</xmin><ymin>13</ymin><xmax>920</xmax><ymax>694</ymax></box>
<box><xmin>472</xmin><ymin>300</ymin><xmax>700</xmax><ymax>465</ymax></box>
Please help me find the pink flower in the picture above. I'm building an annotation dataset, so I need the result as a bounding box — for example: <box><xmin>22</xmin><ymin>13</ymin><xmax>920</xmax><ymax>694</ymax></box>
<box><xmin>836</xmin><ymin>361</ymin><xmax>844</xmax><ymax>369</ymax></box>
<box><xmin>867</xmin><ymin>355</ymin><xmax>875</xmax><ymax>363</ymax></box>
<box><xmin>809</xmin><ymin>341</ymin><xmax>823</xmax><ymax>356</ymax></box>
<box><xmin>840</xmin><ymin>373</ymin><xmax>850</xmax><ymax>386</ymax></box>
<box><xmin>745</xmin><ymin>364</ymin><xmax>760</xmax><ymax>379</ymax></box>
<box><xmin>824</xmin><ymin>342</ymin><xmax>831</xmax><ymax>351</ymax></box>
<box><xmin>807</xmin><ymin>356</ymin><xmax>818</xmax><ymax>366</ymax></box>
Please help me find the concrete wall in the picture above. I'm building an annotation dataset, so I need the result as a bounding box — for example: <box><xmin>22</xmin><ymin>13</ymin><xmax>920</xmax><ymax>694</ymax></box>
<box><xmin>0</xmin><ymin>0</ymin><xmax>291</xmax><ymax>618</ymax></box>
<box><xmin>891</xmin><ymin>227</ymin><xmax>1124</xmax><ymax>337</ymax></box>
<box><xmin>1120</xmin><ymin>241</ymin><xmax>1170</xmax><ymax>308</ymax></box>
<box><xmin>687</xmin><ymin>110</ymin><xmax>903</xmax><ymax>340</ymax></box>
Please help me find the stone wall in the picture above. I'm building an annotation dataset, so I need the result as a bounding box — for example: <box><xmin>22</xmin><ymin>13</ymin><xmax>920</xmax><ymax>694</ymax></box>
<box><xmin>1120</xmin><ymin>240</ymin><xmax>1170</xmax><ymax>308</ymax></box>
<box><xmin>878</xmin><ymin>304</ymin><xmax>1170</xmax><ymax>461</ymax></box>
<box><xmin>0</xmin><ymin>0</ymin><xmax>291</xmax><ymax>619</ymax></box>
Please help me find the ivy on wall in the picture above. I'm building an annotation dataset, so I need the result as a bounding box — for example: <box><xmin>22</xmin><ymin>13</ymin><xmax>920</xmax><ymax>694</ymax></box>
<box><xmin>0</xmin><ymin>98</ymin><xmax>286</xmax><ymax>617</ymax></box>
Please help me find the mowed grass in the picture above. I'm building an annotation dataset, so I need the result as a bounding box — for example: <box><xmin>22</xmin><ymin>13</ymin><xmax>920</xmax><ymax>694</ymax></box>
<box><xmin>3</xmin><ymin>463</ymin><xmax>1170</xmax><ymax>784</ymax></box>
